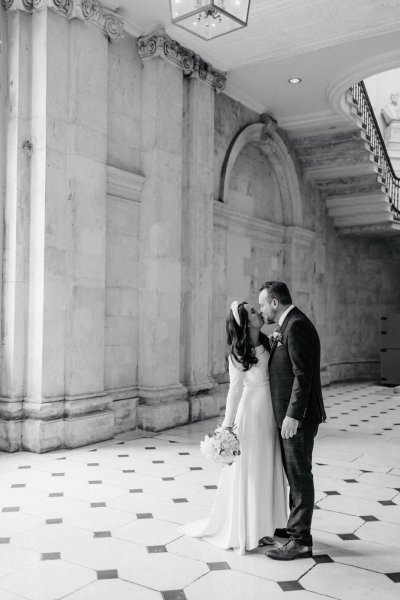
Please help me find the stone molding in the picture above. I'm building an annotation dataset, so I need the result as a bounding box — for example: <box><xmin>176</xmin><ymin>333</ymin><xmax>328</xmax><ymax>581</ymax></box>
<box><xmin>213</xmin><ymin>201</ymin><xmax>285</xmax><ymax>242</ymax></box>
<box><xmin>284</xmin><ymin>225</ymin><xmax>316</xmax><ymax>247</ymax></box>
<box><xmin>1</xmin><ymin>0</ymin><xmax>124</xmax><ymax>42</ymax></box>
<box><xmin>137</xmin><ymin>30</ymin><xmax>226</xmax><ymax>91</ymax></box>
<box><xmin>106</xmin><ymin>165</ymin><xmax>145</xmax><ymax>204</ymax></box>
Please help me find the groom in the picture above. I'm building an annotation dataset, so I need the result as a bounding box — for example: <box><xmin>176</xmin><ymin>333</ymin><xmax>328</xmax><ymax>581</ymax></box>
<box><xmin>259</xmin><ymin>281</ymin><xmax>326</xmax><ymax>560</ymax></box>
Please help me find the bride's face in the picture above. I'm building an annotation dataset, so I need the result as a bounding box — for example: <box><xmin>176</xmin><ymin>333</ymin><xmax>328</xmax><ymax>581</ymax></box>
<box><xmin>244</xmin><ymin>303</ymin><xmax>263</xmax><ymax>329</ymax></box>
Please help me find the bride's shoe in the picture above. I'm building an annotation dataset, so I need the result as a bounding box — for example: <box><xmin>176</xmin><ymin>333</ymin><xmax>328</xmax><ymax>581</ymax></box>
<box><xmin>258</xmin><ymin>536</ymin><xmax>275</xmax><ymax>546</ymax></box>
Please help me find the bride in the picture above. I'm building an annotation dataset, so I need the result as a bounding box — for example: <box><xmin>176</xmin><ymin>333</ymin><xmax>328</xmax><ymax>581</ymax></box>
<box><xmin>182</xmin><ymin>300</ymin><xmax>288</xmax><ymax>555</ymax></box>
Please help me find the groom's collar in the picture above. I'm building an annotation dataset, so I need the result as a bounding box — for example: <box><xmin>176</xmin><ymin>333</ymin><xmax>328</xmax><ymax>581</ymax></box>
<box><xmin>278</xmin><ymin>304</ymin><xmax>295</xmax><ymax>327</ymax></box>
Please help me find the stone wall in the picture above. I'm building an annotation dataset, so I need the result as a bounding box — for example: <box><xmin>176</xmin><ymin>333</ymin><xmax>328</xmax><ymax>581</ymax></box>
<box><xmin>211</xmin><ymin>93</ymin><xmax>400</xmax><ymax>389</ymax></box>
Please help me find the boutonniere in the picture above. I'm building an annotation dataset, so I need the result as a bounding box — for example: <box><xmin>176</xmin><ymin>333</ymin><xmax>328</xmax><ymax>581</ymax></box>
<box><xmin>269</xmin><ymin>331</ymin><xmax>283</xmax><ymax>345</ymax></box>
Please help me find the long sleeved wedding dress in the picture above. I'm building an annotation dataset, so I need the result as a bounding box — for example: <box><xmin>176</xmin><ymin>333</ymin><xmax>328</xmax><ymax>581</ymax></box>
<box><xmin>182</xmin><ymin>345</ymin><xmax>288</xmax><ymax>555</ymax></box>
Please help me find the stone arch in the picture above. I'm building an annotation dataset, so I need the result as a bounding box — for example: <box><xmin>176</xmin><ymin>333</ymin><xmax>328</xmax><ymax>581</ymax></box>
<box><xmin>218</xmin><ymin>121</ymin><xmax>303</xmax><ymax>227</ymax></box>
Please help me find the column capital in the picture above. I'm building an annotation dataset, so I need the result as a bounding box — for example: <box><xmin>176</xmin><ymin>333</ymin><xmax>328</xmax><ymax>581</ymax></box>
<box><xmin>1</xmin><ymin>0</ymin><xmax>124</xmax><ymax>42</ymax></box>
<box><xmin>138</xmin><ymin>29</ymin><xmax>226</xmax><ymax>91</ymax></box>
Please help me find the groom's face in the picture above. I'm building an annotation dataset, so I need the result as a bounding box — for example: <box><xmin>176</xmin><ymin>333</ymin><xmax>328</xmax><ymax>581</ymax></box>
<box><xmin>258</xmin><ymin>289</ymin><xmax>278</xmax><ymax>324</ymax></box>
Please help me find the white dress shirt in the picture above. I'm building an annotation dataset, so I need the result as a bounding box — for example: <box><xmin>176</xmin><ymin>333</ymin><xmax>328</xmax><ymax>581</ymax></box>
<box><xmin>278</xmin><ymin>304</ymin><xmax>295</xmax><ymax>328</ymax></box>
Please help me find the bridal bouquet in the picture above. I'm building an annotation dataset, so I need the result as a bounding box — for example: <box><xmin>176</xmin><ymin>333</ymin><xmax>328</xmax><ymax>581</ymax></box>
<box><xmin>200</xmin><ymin>426</ymin><xmax>241</xmax><ymax>466</ymax></box>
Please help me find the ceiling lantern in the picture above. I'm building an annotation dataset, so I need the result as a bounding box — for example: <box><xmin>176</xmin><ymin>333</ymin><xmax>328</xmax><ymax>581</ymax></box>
<box><xmin>169</xmin><ymin>0</ymin><xmax>251</xmax><ymax>41</ymax></box>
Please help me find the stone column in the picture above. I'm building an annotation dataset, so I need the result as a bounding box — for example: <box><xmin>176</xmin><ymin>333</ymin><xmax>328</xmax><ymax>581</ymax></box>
<box><xmin>61</xmin><ymin>14</ymin><xmax>114</xmax><ymax>449</ymax></box>
<box><xmin>181</xmin><ymin>69</ymin><xmax>223</xmax><ymax>422</ymax></box>
<box><xmin>0</xmin><ymin>9</ymin><xmax>31</xmax><ymax>451</ymax></box>
<box><xmin>0</xmin><ymin>0</ymin><xmax>124</xmax><ymax>452</ymax></box>
<box><xmin>136</xmin><ymin>32</ymin><xmax>188</xmax><ymax>431</ymax></box>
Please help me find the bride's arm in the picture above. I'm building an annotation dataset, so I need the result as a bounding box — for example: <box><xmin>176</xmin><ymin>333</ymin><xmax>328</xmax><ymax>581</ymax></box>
<box><xmin>221</xmin><ymin>355</ymin><xmax>244</xmax><ymax>428</ymax></box>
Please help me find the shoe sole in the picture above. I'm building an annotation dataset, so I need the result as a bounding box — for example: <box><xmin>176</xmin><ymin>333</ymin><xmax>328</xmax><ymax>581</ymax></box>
<box><xmin>267</xmin><ymin>551</ymin><xmax>313</xmax><ymax>561</ymax></box>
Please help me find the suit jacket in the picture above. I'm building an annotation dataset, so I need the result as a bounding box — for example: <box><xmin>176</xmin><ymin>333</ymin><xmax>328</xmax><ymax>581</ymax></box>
<box><xmin>267</xmin><ymin>307</ymin><xmax>326</xmax><ymax>428</ymax></box>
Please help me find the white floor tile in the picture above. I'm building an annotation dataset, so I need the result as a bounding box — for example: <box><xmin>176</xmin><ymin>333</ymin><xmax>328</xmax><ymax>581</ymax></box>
<box><xmin>302</xmin><ymin>562</ymin><xmax>400</xmax><ymax>600</ymax></box>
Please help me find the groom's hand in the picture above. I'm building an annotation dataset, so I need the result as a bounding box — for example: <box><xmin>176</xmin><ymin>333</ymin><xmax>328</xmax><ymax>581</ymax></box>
<box><xmin>281</xmin><ymin>416</ymin><xmax>299</xmax><ymax>439</ymax></box>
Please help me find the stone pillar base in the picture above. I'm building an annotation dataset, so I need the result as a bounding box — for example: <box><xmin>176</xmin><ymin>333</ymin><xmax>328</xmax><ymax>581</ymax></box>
<box><xmin>64</xmin><ymin>411</ymin><xmax>115</xmax><ymax>449</ymax></box>
<box><xmin>137</xmin><ymin>400</ymin><xmax>189</xmax><ymax>432</ymax></box>
<box><xmin>12</xmin><ymin>409</ymin><xmax>115</xmax><ymax>454</ymax></box>
<box><xmin>111</xmin><ymin>397</ymin><xmax>139</xmax><ymax>434</ymax></box>
<box><xmin>0</xmin><ymin>420</ymin><xmax>22</xmax><ymax>452</ymax></box>
<box><xmin>189</xmin><ymin>392</ymin><xmax>220</xmax><ymax>423</ymax></box>
<box><xmin>22</xmin><ymin>419</ymin><xmax>65</xmax><ymax>453</ymax></box>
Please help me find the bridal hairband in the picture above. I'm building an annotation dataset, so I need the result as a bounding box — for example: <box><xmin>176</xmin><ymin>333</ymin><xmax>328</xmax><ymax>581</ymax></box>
<box><xmin>231</xmin><ymin>301</ymin><xmax>241</xmax><ymax>326</ymax></box>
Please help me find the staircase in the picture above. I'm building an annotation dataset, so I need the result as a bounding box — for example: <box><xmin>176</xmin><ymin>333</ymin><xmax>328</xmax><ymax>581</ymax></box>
<box><xmin>292</xmin><ymin>82</ymin><xmax>400</xmax><ymax>237</ymax></box>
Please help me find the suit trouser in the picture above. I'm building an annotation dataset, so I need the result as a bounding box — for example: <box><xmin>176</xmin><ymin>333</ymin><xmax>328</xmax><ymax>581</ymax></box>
<box><xmin>279</xmin><ymin>424</ymin><xmax>319</xmax><ymax>547</ymax></box>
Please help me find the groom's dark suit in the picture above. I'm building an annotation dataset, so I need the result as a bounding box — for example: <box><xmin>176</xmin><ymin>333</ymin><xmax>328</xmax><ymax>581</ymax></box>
<box><xmin>268</xmin><ymin>307</ymin><xmax>326</xmax><ymax>547</ymax></box>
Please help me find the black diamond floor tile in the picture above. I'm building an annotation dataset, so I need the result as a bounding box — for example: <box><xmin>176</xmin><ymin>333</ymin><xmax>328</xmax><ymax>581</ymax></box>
<box><xmin>207</xmin><ymin>562</ymin><xmax>230</xmax><ymax>570</ymax></box>
<box><xmin>91</xmin><ymin>502</ymin><xmax>106</xmax><ymax>508</ymax></box>
<box><xmin>129</xmin><ymin>489</ymin><xmax>143</xmax><ymax>494</ymax></box>
<box><xmin>379</xmin><ymin>500</ymin><xmax>395</xmax><ymax>506</ymax></box>
<box><xmin>204</xmin><ymin>485</ymin><xmax>217</xmax><ymax>490</ymax></box>
<box><xmin>313</xmin><ymin>554</ymin><xmax>334</xmax><ymax>563</ymax></box>
<box><xmin>123</xmin><ymin>469</ymin><xmax>135</xmax><ymax>473</ymax></box>
<box><xmin>190</xmin><ymin>467</ymin><xmax>203</xmax><ymax>471</ymax></box>
<box><xmin>51</xmin><ymin>473</ymin><xmax>65</xmax><ymax>477</ymax></box>
<box><xmin>97</xmin><ymin>569</ymin><xmax>118</xmax><ymax>580</ymax></box>
<box><xmin>323</xmin><ymin>491</ymin><xmax>341</xmax><ymax>496</ymax></box>
<box><xmin>41</xmin><ymin>552</ymin><xmax>61</xmax><ymax>560</ymax></box>
<box><xmin>2</xmin><ymin>507</ymin><xmax>20</xmax><ymax>512</ymax></box>
<box><xmin>360</xmin><ymin>515</ymin><xmax>379</xmax><ymax>522</ymax></box>
<box><xmin>163</xmin><ymin>477</ymin><xmax>175</xmax><ymax>481</ymax></box>
<box><xmin>94</xmin><ymin>531</ymin><xmax>112</xmax><ymax>538</ymax></box>
<box><xmin>0</xmin><ymin>538</ymin><xmax>10</xmax><ymax>544</ymax></box>
<box><xmin>46</xmin><ymin>518</ymin><xmax>63</xmax><ymax>524</ymax></box>
<box><xmin>11</xmin><ymin>483</ymin><xmax>26</xmax><ymax>488</ymax></box>
<box><xmin>137</xmin><ymin>513</ymin><xmax>153</xmax><ymax>519</ymax></box>
<box><xmin>161</xmin><ymin>591</ymin><xmax>187</xmax><ymax>600</ymax></box>
<box><xmin>145</xmin><ymin>447</ymin><xmax>156</xmax><ymax>450</ymax></box>
<box><xmin>344</xmin><ymin>479</ymin><xmax>358</xmax><ymax>483</ymax></box>
<box><xmin>278</xmin><ymin>581</ymin><xmax>304</xmax><ymax>592</ymax></box>
<box><xmin>147</xmin><ymin>545</ymin><xmax>167</xmax><ymax>553</ymax></box>
<box><xmin>88</xmin><ymin>481</ymin><xmax>102</xmax><ymax>484</ymax></box>
<box><xmin>179</xmin><ymin>452</ymin><xmax>190</xmax><ymax>455</ymax></box>
<box><xmin>386</xmin><ymin>572</ymin><xmax>400</xmax><ymax>583</ymax></box>
<box><xmin>338</xmin><ymin>533</ymin><xmax>359</xmax><ymax>540</ymax></box>
<box><xmin>153</xmin><ymin>460</ymin><xmax>165</xmax><ymax>464</ymax></box>
<box><xmin>49</xmin><ymin>493</ymin><xmax>64</xmax><ymax>497</ymax></box>
<box><xmin>173</xmin><ymin>498</ymin><xmax>188</xmax><ymax>503</ymax></box>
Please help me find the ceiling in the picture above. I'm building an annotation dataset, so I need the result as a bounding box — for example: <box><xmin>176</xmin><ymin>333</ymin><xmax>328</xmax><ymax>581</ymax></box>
<box><xmin>104</xmin><ymin>0</ymin><xmax>400</xmax><ymax>134</ymax></box>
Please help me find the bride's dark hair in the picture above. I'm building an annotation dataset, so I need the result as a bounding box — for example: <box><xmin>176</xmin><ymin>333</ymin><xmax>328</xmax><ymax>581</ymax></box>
<box><xmin>226</xmin><ymin>302</ymin><xmax>258</xmax><ymax>371</ymax></box>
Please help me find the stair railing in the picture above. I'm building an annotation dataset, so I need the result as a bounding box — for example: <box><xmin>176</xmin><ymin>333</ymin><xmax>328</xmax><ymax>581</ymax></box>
<box><xmin>349</xmin><ymin>81</ymin><xmax>400</xmax><ymax>220</ymax></box>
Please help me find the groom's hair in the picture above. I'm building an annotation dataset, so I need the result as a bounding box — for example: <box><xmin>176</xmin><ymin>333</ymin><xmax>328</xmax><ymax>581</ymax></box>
<box><xmin>259</xmin><ymin>281</ymin><xmax>292</xmax><ymax>305</ymax></box>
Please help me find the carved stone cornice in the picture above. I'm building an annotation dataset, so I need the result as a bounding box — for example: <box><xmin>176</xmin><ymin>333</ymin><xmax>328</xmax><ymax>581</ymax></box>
<box><xmin>260</xmin><ymin>113</ymin><xmax>278</xmax><ymax>140</ymax></box>
<box><xmin>138</xmin><ymin>30</ymin><xmax>226</xmax><ymax>92</ymax></box>
<box><xmin>1</xmin><ymin>0</ymin><xmax>124</xmax><ymax>42</ymax></box>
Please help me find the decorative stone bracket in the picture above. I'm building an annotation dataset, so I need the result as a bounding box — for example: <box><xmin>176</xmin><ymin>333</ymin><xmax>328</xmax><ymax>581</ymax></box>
<box><xmin>1</xmin><ymin>0</ymin><xmax>124</xmax><ymax>42</ymax></box>
<box><xmin>138</xmin><ymin>30</ymin><xmax>226</xmax><ymax>92</ymax></box>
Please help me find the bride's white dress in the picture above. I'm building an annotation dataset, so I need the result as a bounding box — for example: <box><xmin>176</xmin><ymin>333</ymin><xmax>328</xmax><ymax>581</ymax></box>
<box><xmin>182</xmin><ymin>345</ymin><xmax>288</xmax><ymax>555</ymax></box>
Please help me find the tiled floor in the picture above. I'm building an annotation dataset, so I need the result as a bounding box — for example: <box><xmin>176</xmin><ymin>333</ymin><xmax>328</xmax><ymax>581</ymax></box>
<box><xmin>1</xmin><ymin>382</ymin><xmax>400</xmax><ymax>600</ymax></box>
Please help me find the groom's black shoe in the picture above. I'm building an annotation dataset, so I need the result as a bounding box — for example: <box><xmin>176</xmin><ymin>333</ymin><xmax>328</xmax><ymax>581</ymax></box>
<box><xmin>266</xmin><ymin>539</ymin><xmax>312</xmax><ymax>561</ymax></box>
<box><xmin>274</xmin><ymin>528</ymin><xmax>291</xmax><ymax>539</ymax></box>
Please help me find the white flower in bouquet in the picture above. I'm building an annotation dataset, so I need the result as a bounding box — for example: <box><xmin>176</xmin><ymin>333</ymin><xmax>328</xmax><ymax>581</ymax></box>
<box><xmin>200</xmin><ymin>426</ymin><xmax>241</xmax><ymax>466</ymax></box>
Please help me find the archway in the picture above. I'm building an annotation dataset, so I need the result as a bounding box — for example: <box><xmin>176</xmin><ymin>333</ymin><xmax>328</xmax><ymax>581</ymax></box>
<box><xmin>218</xmin><ymin>119</ymin><xmax>303</xmax><ymax>227</ymax></box>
